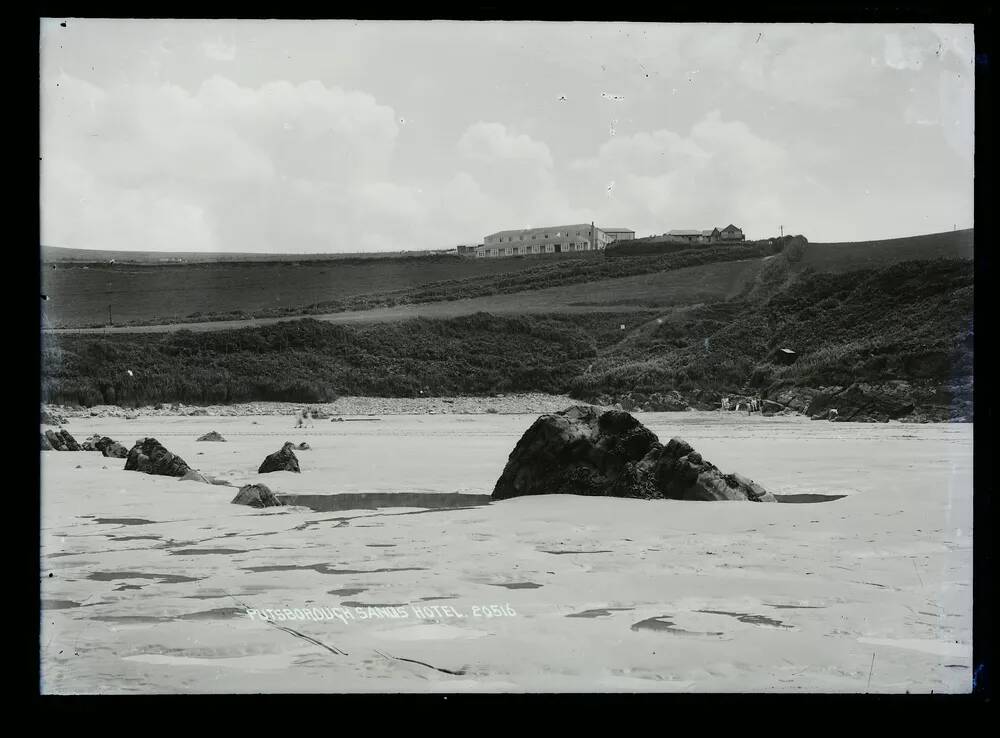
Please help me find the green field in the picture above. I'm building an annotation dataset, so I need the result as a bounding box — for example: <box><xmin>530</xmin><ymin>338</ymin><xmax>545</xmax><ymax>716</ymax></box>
<box><xmin>41</xmin><ymin>252</ymin><xmax>599</xmax><ymax>329</ymax></box>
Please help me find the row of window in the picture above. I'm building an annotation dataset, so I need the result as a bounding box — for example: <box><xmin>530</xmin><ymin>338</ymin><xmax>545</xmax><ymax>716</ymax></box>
<box><xmin>486</xmin><ymin>229</ymin><xmax>596</xmax><ymax>244</ymax></box>
<box><xmin>477</xmin><ymin>242</ymin><xmax>603</xmax><ymax>257</ymax></box>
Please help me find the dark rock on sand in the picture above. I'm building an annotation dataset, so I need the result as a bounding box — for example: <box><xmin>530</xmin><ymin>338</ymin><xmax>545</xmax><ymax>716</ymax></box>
<box><xmin>44</xmin><ymin>429</ymin><xmax>81</xmax><ymax>452</ymax></box>
<box><xmin>492</xmin><ymin>405</ymin><xmax>774</xmax><ymax>502</ymax></box>
<box><xmin>197</xmin><ymin>431</ymin><xmax>226</xmax><ymax>442</ymax></box>
<box><xmin>296</xmin><ymin>442</ymin><xmax>311</xmax><ymax>450</ymax></box>
<box><xmin>124</xmin><ymin>437</ymin><xmax>194</xmax><ymax>477</ymax></box>
<box><xmin>81</xmin><ymin>434</ymin><xmax>128</xmax><ymax>457</ymax></box>
<box><xmin>99</xmin><ymin>437</ymin><xmax>129</xmax><ymax>458</ymax></box>
<box><xmin>41</xmin><ymin>433</ymin><xmax>52</xmax><ymax>451</ymax></box>
<box><xmin>258</xmin><ymin>442</ymin><xmax>301</xmax><ymax>474</ymax></box>
<box><xmin>231</xmin><ymin>483</ymin><xmax>284</xmax><ymax>508</ymax></box>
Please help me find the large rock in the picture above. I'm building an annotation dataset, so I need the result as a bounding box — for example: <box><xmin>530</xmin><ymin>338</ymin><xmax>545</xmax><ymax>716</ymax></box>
<box><xmin>124</xmin><ymin>437</ymin><xmax>194</xmax><ymax>477</ymax></box>
<box><xmin>44</xmin><ymin>429</ymin><xmax>81</xmax><ymax>451</ymax></box>
<box><xmin>491</xmin><ymin>405</ymin><xmax>774</xmax><ymax>502</ymax></box>
<box><xmin>231</xmin><ymin>483</ymin><xmax>284</xmax><ymax>508</ymax></box>
<box><xmin>258</xmin><ymin>442</ymin><xmax>301</xmax><ymax>474</ymax></box>
<box><xmin>41</xmin><ymin>433</ymin><xmax>52</xmax><ymax>451</ymax></box>
<box><xmin>196</xmin><ymin>431</ymin><xmax>227</xmax><ymax>442</ymax></box>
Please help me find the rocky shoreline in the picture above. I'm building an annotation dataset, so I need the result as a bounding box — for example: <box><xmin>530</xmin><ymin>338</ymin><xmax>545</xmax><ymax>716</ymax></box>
<box><xmin>41</xmin><ymin>384</ymin><xmax>971</xmax><ymax>423</ymax></box>
<box><xmin>44</xmin><ymin>393</ymin><xmax>588</xmax><ymax>419</ymax></box>
<box><xmin>592</xmin><ymin>379</ymin><xmax>972</xmax><ymax>424</ymax></box>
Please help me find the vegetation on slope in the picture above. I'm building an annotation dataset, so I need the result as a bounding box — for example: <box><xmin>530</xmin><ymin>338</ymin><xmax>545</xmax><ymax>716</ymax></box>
<box><xmin>42</xmin><ymin>312</ymin><xmax>652</xmax><ymax>407</ymax></box>
<box><xmin>42</xmin><ymin>258</ymin><xmax>971</xmax><ymax>420</ymax></box>
<box><xmin>568</xmin><ymin>258</ymin><xmax>973</xmax><ymax>404</ymax></box>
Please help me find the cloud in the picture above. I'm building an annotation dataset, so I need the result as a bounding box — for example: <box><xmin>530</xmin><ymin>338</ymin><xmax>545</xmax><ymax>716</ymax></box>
<box><xmin>568</xmin><ymin>111</ymin><xmax>816</xmax><ymax>238</ymax></box>
<box><xmin>458</xmin><ymin>121</ymin><xmax>553</xmax><ymax>169</ymax></box>
<box><xmin>41</xmin><ymin>73</ymin><xmax>405</xmax><ymax>252</ymax></box>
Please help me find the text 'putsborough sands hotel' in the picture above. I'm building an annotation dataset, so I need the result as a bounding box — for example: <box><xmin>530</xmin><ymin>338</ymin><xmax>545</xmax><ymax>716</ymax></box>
<box><xmin>474</xmin><ymin>223</ymin><xmax>636</xmax><ymax>258</ymax></box>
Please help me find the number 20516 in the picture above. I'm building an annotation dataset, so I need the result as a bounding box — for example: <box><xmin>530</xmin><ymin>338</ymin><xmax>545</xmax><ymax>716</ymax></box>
<box><xmin>471</xmin><ymin>604</ymin><xmax>517</xmax><ymax>617</ymax></box>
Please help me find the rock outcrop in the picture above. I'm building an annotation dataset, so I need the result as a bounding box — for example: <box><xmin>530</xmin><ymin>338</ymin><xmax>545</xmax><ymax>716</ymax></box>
<box><xmin>80</xmin><ymin>434</ymin><xmax>127</xmax><ymax>456</ymax></box>
<box><xmin>258</xmin><ymin>442</ymin><xmax>301</xmax><ymax>474</ymax></box>
<box><xmin>492</xmin><ymin>405</ymin><xmax>774</xmax><ymax>502</ymax></box>
<box><xmin>598</xmin><ymin>391</ymin><xmax>690</xmax><ymax>413</ymax></box>
<box><xmin>44</xmin><ymin>429</ymin><xmax>81</xmax><ymax>451</ymax></box>
<box><xmin>231</xmin><ymin>483</ymin><xmax>284</xmax><ymax>508</ymax></box>
<box><xmin>124</xmin><ymin>437</ymin><xmax>194</xmax><ymax>477</ymax></box>
<box><xmin>40</xmin><ymin>407</ymin><xmax>67</xmax><ymax>426</ymax></box>
<box><xmin>806</xmin><ymin>382</ymin><xmax>916</xmax><ymax>423</ymax></box>
<box><xmin>196</xmin><ymin>431</ymin><xmax>227</xmax><ymax>442</ymax></box>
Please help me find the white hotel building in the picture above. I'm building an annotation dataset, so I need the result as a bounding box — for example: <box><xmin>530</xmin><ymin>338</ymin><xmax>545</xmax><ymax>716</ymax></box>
<box><xmin>475</xmin><ymin>224</ymin><xmax>633</xmax><ymax>258</ymax></box>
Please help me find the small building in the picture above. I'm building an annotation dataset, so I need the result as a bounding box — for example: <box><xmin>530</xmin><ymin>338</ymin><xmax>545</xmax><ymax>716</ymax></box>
<box><xmin>602</xmin><ymin>228</ymin><xmax>636</xmax><ymax>242</ymax></box>
<box><xmin>455</xmin><ymin>244</ymin><xmax>480</xmax><ymax>256</ymax></box>
<box><xmin>719</xmin><ymin>224</ymin><xmax>745</xmax><ymax>242</ymax></box>
<box><xmin>664</xmin><ymin>229</ymin><xmax>705</xmax><ymax>243</ymax></box>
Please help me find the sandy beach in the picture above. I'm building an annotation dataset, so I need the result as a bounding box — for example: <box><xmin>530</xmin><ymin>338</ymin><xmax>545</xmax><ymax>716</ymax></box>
<box><xmin>49</xmin><ymin>393</ymin><xmax>584</xmax><ymax>419</ymax></box>
<box><xmin>40</xmin><ymin>410</ymin><xmax>973</xmax><ymax>693</ymax></box>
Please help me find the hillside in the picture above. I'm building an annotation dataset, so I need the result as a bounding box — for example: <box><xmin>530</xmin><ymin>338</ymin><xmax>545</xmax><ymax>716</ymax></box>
<box><xmin>41</xmin><ymin>251</ymin><xmax>600</xmax><ymax>329</ymax></box>
<box><xmin>798</xmin><ymin>229</ymin><xmax>973</xmax><ymax>273</ymax></box>
<box><xmin>42</xmin><ymin>257</ymin><xmax>972</xmax><ymax>422</ymax></box>
<box><xmin>42</xmin><ymin>230</ymin><xmax>971</xmax><ymax>331</ymax></box>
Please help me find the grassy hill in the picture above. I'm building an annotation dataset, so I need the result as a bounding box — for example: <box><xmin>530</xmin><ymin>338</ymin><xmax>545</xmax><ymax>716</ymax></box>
<box><xmin>41</xmin><ymin>251</ymin><xmax>600</xmax><ymax>329</ymax></box>
<box><xmin>798</xmin><ymin>229</ymin><xmax>973</xmax><ymax>272</ymax></box>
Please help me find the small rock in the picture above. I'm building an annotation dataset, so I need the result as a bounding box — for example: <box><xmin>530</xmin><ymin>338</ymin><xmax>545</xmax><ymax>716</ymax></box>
<box><xmin>231</xmin><ymin>483</ymin><xmax>283</xmax><ymax>508</ymax></box>
<box><xmin>258</xmin><ymin>442</ymin><xmax>300</xmax><ymax>474</ymax></box>
<box><xmin>196</xmin><ymin>431</ymin><xmax>226</xmax><ymax>442</ymax></box>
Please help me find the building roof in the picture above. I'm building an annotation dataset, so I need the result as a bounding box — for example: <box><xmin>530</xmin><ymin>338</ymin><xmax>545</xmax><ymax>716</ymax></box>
<box><xmin>721</xmin><ymin>224</ymin><xmax>743</xmax><ymax>232</ymax></box>
<box><xmin>601</xmin><ymin>227</ymin><xmax>635</xmax><ymax>233</ymax></box>
<box><xmin>484</xmin><ymin>223</ymin><xmax>596</xmax><ymax>239</ymax></box>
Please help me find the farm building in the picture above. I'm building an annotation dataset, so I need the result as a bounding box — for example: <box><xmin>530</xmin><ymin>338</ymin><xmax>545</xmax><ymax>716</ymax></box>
<box><xmin>476</xmin><ymin>224</ymin><xmax>623</xmax><ymax>258</ymax></box>
<box><xmin>664</xmin><ymin>229</ymin><xmax>705</xmax><ymax>243</ymax></box>
<box><xmin>602</xmin><ymin>228</ymin><xmax>636</xmax><ymax>242</ymax></box>
<box><xmin>718</xmin><ymin>224</ymin><xmax>746</xmax><ymax>242</ymax></box>
<box><xmin>664</xmin><ymin>225</ymin><xmax>746</xmax><ymax>244</ymax></box>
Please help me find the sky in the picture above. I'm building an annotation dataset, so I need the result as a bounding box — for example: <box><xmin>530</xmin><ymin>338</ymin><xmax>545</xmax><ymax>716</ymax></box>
<box><xmin>40</xmin><ymin>19</ymin><xmax>975</xmax><ymax>253</ymax></box>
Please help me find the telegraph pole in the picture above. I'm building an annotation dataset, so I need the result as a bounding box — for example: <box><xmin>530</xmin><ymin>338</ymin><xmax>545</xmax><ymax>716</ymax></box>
<box><xmin>779</xmin><ymin>225</ymin><xmax>784</xmax><ymax>238</ymax></box>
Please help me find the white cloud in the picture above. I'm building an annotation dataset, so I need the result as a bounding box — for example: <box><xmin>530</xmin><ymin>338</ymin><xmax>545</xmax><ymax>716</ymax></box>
<box><xmin>41</xmin><ymin>73</ymin><xmax>406</xmax><ymax>252</ymax></box>
<box><xmin>568</xmin><ymin>111</ymin><xmax>814</xmax><ymax>238</ymax></box>
<box><xmin>458</xmin><ymin>121</ymin><xmax>553</xmax><ymax>169</ymax></box>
